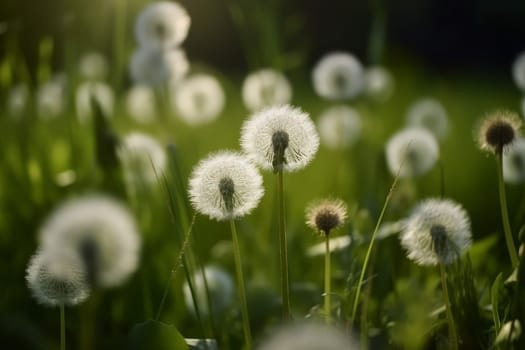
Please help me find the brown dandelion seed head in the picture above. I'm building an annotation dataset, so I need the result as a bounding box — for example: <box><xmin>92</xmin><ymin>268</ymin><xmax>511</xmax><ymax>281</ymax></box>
<box><xmin>306</xmin><ymin>198</ymin><xmax>347</xmax><ymax>236</ymax></box>
<box><xmin>478</xmin><ymin>111</ymin><xmax>522</xmax><ymax>155</ymax></box>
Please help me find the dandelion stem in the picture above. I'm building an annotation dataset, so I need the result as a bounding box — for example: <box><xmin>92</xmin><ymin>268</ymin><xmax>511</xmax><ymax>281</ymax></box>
<box><xmin>324</xmin><ymin>236</ymin><xmax>331</xmax><ymax>324</ymax></box>
<box><xmin>60</xmin><ymin>303</ymin><xmax>66</xmax><ymax>350</ymax></box>
<box><xmin>229</xmin><ymin>219</ymin><xmax>253</xmax><ymax>349</ymax></box>
<box><xmin>277</xmin><ymin>169</ymin><xmax>291</xmax><ymax>320</ymax></box>
<box><xmin>350</xmin><ymin>171</ymin><xmax>399</xmax><ymax>324</ymax></box>
<box><xmin>439</xmin><ymin>263</ymin><xmax>458</xmax><ymax>350</ymax></box>
<box><xmin>496</xmin><ymin>154</ymin><xmax>519</xmax><ymax>267</ymax></box>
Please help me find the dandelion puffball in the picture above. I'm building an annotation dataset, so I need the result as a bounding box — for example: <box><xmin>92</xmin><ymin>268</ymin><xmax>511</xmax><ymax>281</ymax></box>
<box><xmin>7</xmin><ymin>83</ymin><xmax>30</xmax><ymax>120</ymax></box>
<box><xmin>172</xmin><ymin>74</ymin><xmax>225</xmax><ymax>126</ymax></box>
<box><xmin>363</xmin><ymin>66</ymin><xmax>394</xmax><ymax>102</ymax></box>
<box><xmin>126</xmin><ymin>85</ymin><xmax>157</xmax><ymax>124</ymax></box>
<box><xmin>385</xmin><ymin>127</ymin><xmax>439</xmax><ymax>178</ymax></box>
<box><xmin>318</xmin><ymin>105</ymin><xmax>362</xmax><ymax>150</ymax></box>
<box><xmin>503</xmin><ymin>137</ymin><xmax>525</xmax><ymax>184</ymax></box>
<box><xmin>188</xmin><ymin>151</ymin><xmax>264</xmax><ymax>221</ymax></box>
<box><xmin>305</xmin><ymin>198</ymin><xmax>347</xmax><ymax>236</ymax></box>
<box><xmin>400</xmin><ymin>198</ymin><xmax>472</xmax><ymax>266</ymax></box>
<box><xmin>312</xmin><ymin>52</ymin><xmax>364</xmax><ymax>100</ymax></box>
<box><xmin>130</xmin><ymin>47</ymin><xmax>189</xmax><ymax>87</ymax></box>
<box><xmin>26</xmin><ymin>248</ymin><xmax>91</xmax><ymax>306</ymax></box>
<box><xmin>118</xmin><ymin>132</ymin><xmax>167</xmax><ymax>186</ymax></box>
<box><xmin>37</xmin><ymin>76</ymin><xmax>66</xmax><ymax>120</ymax></box>
<box><xmin>75</xmin><ymin>81</ymin><xmax>114</xmax><ymax>122</ymax></box>
<box><xmin>241</xmin><ymin>104</ymin><xmax>319</xmax><ymax>173</ymax></box>
<box><xmin>478</xmin><ymin>111</ymin><xmax>522</xmax><ymax>155</ymax></box>
<box><xmin>242</xmin><ymin>68</ymin><xmax>292</xmax><ymax>111</ymax></box>
<box><xmin>135</xmin><ymin>1</ymin><xmax>191</xmax><ymax>50</ymax></box>
<box><xmin>39</xmin><ymin>195</ymin><xmax>141</xmax><ymax>288</ymax></box>
<box><xmin>512</xmin><ymin>51</ymin><xmax>525</xmax><ymax>92</ymax></box>
<box><xmin>405</xmin><ymin>98</ymin><xmax>449</xmax><ymax>140</ymax></box>
<box><xmin>78</xmin><ymin>52</ymin><xmax>108</xmax><ymax>81</ymax></box>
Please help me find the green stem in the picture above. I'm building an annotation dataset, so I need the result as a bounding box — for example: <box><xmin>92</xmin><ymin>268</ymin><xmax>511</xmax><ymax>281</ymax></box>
<box><xmin>277</xmin><ymin>170</ymin><xmax>291</xmax><ymax>319</ymax></box>
<box><xmin>60</xmin><ymin>303</ymin><xmax>66</xmax><ymax>350</ymax></box>
<box><xmin>440</xmin><ymin>263</ymin><xmax>458</xmax><ymax>350</ymax></box>
<box><xmin>229</xmin><ymin>219</ymin><xmax>252</xmax><ymax>349</ymax></box>
<box><xmin>496</xmin><ymin>154</ymin><xmax>519</xmax><ymax>267</ymax></box>
<box><xmin>324</xmin><ymin>237</ymin><xmax>331</xmax><ymax>324</ymax></box>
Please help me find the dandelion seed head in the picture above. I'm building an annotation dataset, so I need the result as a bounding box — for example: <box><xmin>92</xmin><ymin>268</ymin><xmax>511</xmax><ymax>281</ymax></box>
<box><xmin>512</xmin><ymin>51</ymin><xmax>525</xmax><ymax>92</ymax></box>
<box><xmin>118</xmin><ymin>132</ymin><xmax>167</xmax><ymax>186</ymax></box>
<box><xmin>312</xmin><ymin>52</ymin><xmax>364</xmax><ymax>100</ymax></box>
<box><xmin>306</xmin><ymin>198</ymin><xmax>347</xmax><ymax>236</ymax></box>
<box><xmin>172</xmin><ymin>74</ymin><xmax>225</xmax><ymax>126</ymax></box>
<box><xmin>78</xmin><ymin>52</ymin><xmax>108</xmax><ymax>81</ymax></box>
<box><xmin>26</xmin><ymin>248</ymin><xmax>90</xmax><ymax>306</ymax></box>
<box><xmin>40</xmin><ymin>195</ymin><xmax>141</xmax><ymax>288</ymax></box>
<box><xmin>188</xmin><ymin>151</ymin><xmax>264</xmax><ymax>221</ymax></box>
<box><xmin>385</xmin><ymin>127</ymin><xmax>439</xmax><ymax>178</ymax></box>
<box><xmin>7</xmin><ymin>83</ymin><xmax>30</xmax><ymax>120</ymax></box>
<box><xmin>135</xmin><ymin>1</ymin><xmax>191</xmax><ymax>50</ymax></box>
<box><xmin>400</xmin><ymin>198</ymin><xmax>472</xmax><ymax>266</ymax></box>
<box><xmin>406</xmin><ymin>98</ymin><xmax>449</xmax><ymax>140</ymax></box>
<box><xmin>318</xmin><ymin>105</ymin><xmax>362</xmax><ymax>150</ymax></box>
<box><xmin>503</xmin><ymin>137</ymin><xmax>525</xmax><ymax>184</ymax></box>
<box><xmin>241</xmin><ymin>104</ymin><xmax>319</xmax><ymax>172</ymax></box>
<box><xmin>363</xmin><ymin>66</ymin><xmax>394</xmax><ymax>102</ymax></box>
<box><xmin>130</xmin><ymin>47</ymin><xmax>189</xmax><ymax>87</ymax></box>
<box><xmin>126</xmin><ymin>85</ymin><xmax>157</xmax><ymax>124</ymax></box>
<box><xmin>242</xmin><ymin>68</ymin><xmax>292</xmax><ymax>111</ymax></box>
<box><xmin>75</xmin><ymin>81</ymin><xmax>114</xmax><ymax>123</ymax></box>
<box><xmin>478</xmin><ymin>111</ymin><xmax>522</xmax><ymax>155</ymax></box>
<box><xmin>37</xmin><ymin>76</ymin><xmax>66</xmax><ymax>120</ymax></box>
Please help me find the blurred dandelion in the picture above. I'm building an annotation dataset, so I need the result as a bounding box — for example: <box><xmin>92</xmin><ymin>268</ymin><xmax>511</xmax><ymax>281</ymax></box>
<box><xmin>135</xmin><ymin>1</ymin><xmax>191</xmax><ymax>51</ymax></box>
<box><xmin>172</xmin><ymin>74</ymin><xmax>225</xmax><ymax>126</ymax></box>
<box><xmin>406</xmin><ymin>98</ymin><xmax>449</xmax><ymax>140</ymax></box>
<box><xmin>7</xmin><ymin>83</ymin><xmax>30</xmax><ymax>120</ymax></box>
<box><xmin>385</xmin><ymin>127</ymin><xmax>439</xmax><ymax>178</ymax></box>
<box><xmin>318</xmin><ymin>105</ymin><xmax>362</xmax><ymax>150</ymax></box>
<box><xmin>40</xmin><ymin>195</ymin><xmax>141</xmax><ymax>288</ymax></box>
<box><xmin>118</xmin><ymin>132</ymin><xmax>167</xmax><ymax>187</ymax></box>
<box><xmin>242</xmin><ymin>68</ymin><xmax>292</xmax><ymax>111</ymax></box>
<box><xmin>130</xmin><ymin>47</ymin><xmax>189</xmax><ymax>87</ymax></box>
<box><xmin>512</xmin><ymin>51</ymin><xmax>525</xmax><ymax>92</ymax></box>
<box><xmin>37</xmin><ymin>75</ymin><xmax>66</xmax><ymax>120</ymax></box>
<box><xmin>78</xmin><ymin>52</ymin><xmax>108</xmax><ymax>81</ymax></box>
<box><xmin>363</xmin><ymin>66</ymin><xmax>394</xmax><ymax>102</ymax></box>
<box><xmin>312</xmin><ymin>52</ymin><xmax>364</xmax><ymax>100</ymax></box>
<box><xmin>400</xmin><ymin>198</ymin><xmax>472</xmax><ymax>266</ymax></box>
<box><xmin>495</xmin><ymin>320</ymin><xmax>522</xmax><ymax>345</ymax></box>
<box><xmin>75</xmin><ymin>81</ymin><xmax>114</xmax><ymax>122</ymax></box>
<box><xmin>502</xmin><ymin>137</ymin><xmax>525</xmax><ymax>183</ymax></box>
<box><xmin>125</xmin><ymin>85</ymin><xmax>157</xmax><ymax>124</ymax></box>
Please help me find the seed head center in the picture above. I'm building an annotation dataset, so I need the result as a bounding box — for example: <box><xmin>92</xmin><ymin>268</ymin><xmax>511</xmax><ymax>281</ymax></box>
<box><xmin>272</xmin><ymin>130</ymin><xmax>289</xmax><ymax>173</ymax></box>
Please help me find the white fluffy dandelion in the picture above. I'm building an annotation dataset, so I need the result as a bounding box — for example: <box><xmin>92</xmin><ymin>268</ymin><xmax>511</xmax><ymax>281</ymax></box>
<box><xmin>512</xmin><ymin>51</ymin><xmax>525</xmax><ymax>92</ymax></box>
<box><xmin>130</xmin><ymin>47</ymin><xmax>189</xmax><ymax>87</ymax></box>
<box><xmin>503</xmin><ymin>137</ymin><xmax>525</xmax><ymax>184</ymax></box>
<box><xmin>400</xmin><ymin>198</ymin><xmax>472</xmax><ymax>266</ymax></box>
<box><xmin>363</xmin><ymin>66</ymin><xmax>394</xmax><ymax>102</ymax></box>
<box><xmin>240</xmin><ymin>104</ymin><xmax>319</xmax><ymax>172</ymax></box>
<box><xmin>26</xmin><ymin>248</ymin><xmax>90</xmax><ymax>306</ymax></box>
<box><xmin>242</xmin><ymin>68</ymin><xmax>292</xmax><ymax>111</ymax></box>
<box><xmin>406</xmin><ymin>98</ymin><xmax>449</xmax><ymax>140</ymax></box>
<box><xmin>39</xmin><ymin>195</ymin><xmax>141</xmax><ymax>288</ymax></box>
<box><xmin>312</xmin><ymin>52</ymin><xmax>364</xmax><ymax>100</ymax></box>
<box><xmin>188</xmin><ymin>151</ymin><xmax>264</xmax><ymax>221</ymax></box>
<box><xmin>317</xmin><ymin>105</ymin><xmax>362</xmax><ymax>150</ymax></box>
<box><xmin>78</xmin><ymin>52</ymin><xmax>108</xmax><ymax>81</ymax></box>
<box><xmin>118</xmin><ymin>132</ymin><xmax>167</xmax><ymax>186</ymax></box>
<box><xmin>7</xmin><ymin>83</ymin><xmax>30</xmax><ymax>120</ymax></box>
<box><xmin>135</xmin><ymin>1</ymin><xmax>191</xmax><ymax>50</ymax></box>
<box><xmin>257</xmin><ymin>322</ymin><xmax>358</xmax><ymax>350</ymax></box>
<box><xmin>385</xmin><ymin>127</ymin><xmax>439</xmax><ymax>178</ymax></box>
<box><xmin>172</xmin><ymin>74</ymin><xmax>225</xmax><ymax>126</ymax></box>
<box><xmin>126</xmin><ymin>85</ymin><xmax>157</xmax><ymax>124</ymax></box>
<box><xmin>183</xmin><ymin>265</ymin><xmax>234</xmax><ymax>317</ymax></box>
<box><xmin>37</xmin><ymin>76</ymin><xmax>66</xmax><ymax>120</ymax></box>
<box><xmin>75</xmin><ymin>81</ymin><xmax>114</xmax><ymax>122</ymax></box>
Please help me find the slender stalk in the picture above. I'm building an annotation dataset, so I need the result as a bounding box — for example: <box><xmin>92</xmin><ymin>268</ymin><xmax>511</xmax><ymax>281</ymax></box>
<box><xmin>439</xmin><ymin>263</ymin><xmax>458</xmax><ymax>350</ymax></box>
<box><xmin>60</xmin><ymin>303</ymin><xmax>66</xmax><ymax>350</ymax></box>
<box><xmin>277</xmin><ymin>170</ymin><xmax>291</xmax><ymax>319</ymax></box>
<box><xmin>496</xmin><ymin>154</ymin><xmax>519</xmax><ymax>267</ymax></box>
<box><xmin>229</xmin><ymin>219</ymin><xmax>252</xmax><ymax>349</ymax></box>
<box><xmin>324</xmin><ymin>237</ymin><xmax>331</xmax><ymax>324</ymax></box>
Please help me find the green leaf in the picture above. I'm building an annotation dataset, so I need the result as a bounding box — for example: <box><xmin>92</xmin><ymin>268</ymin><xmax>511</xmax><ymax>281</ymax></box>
<box><xmin>128</xmin><ymin>320</ymin><xmax>189</xmax><ymax>350</ymax></box>
<box><xmin>491</xmin><ymin>273</ymin><xmax>503</xmax><ymax>332</ymax></box>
